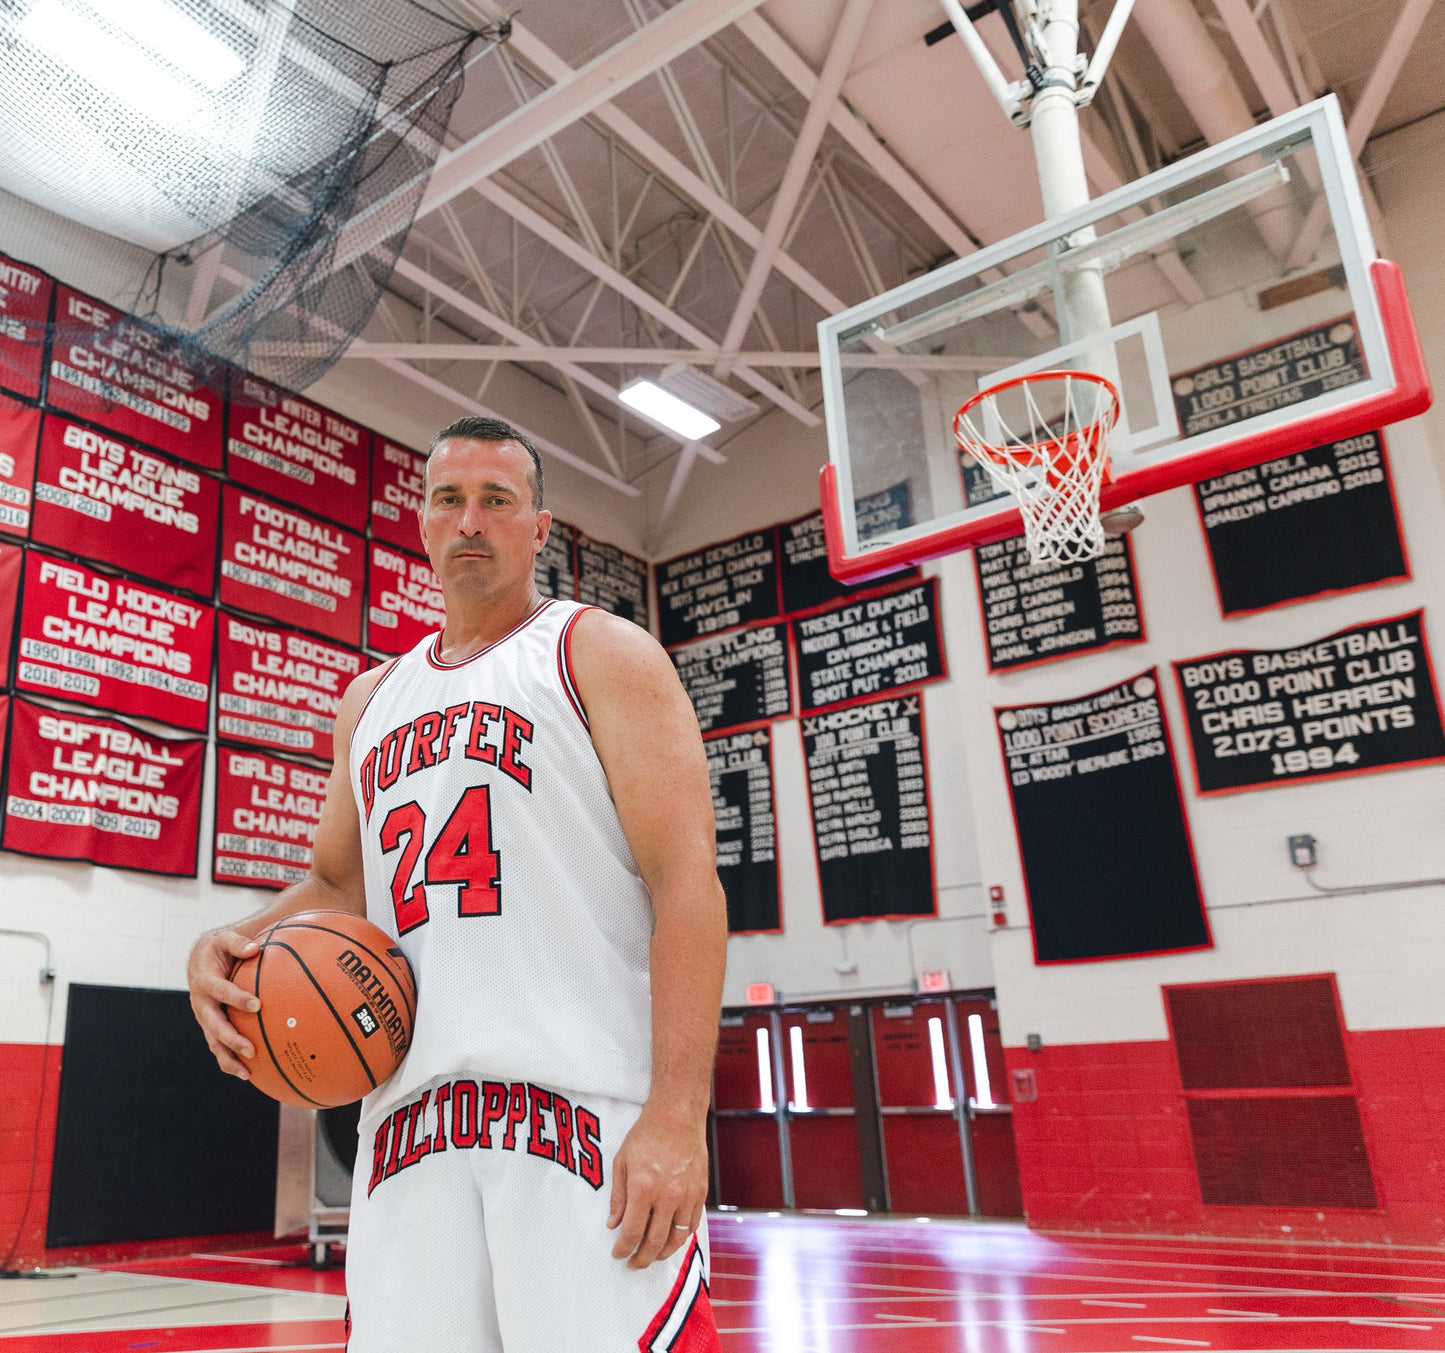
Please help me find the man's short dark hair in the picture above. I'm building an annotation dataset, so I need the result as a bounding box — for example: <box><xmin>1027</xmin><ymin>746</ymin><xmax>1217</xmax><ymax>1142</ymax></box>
<box><xmin>427</xmin><ymin>415</ymin><xmax>544</xmax><ymax>509</ymax></box>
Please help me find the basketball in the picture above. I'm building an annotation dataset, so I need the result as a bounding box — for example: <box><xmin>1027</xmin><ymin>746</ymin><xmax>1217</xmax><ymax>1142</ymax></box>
<box><xmin>230</xmin><ymin>911</ymin><xmax>416</xmax><ymax>1109</ymax></box>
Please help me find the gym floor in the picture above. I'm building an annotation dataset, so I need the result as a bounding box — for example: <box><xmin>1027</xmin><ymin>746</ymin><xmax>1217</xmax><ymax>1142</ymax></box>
<box><xmin>4</xmin><ymin>1214</ymin><xmax>1443</xmax><ymax>1350</ymax></box>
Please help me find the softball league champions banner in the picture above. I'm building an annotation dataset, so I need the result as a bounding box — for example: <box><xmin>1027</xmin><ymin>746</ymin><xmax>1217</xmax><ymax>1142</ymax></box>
<box><xmin>706</xmin><ymin>728</ymin><xmax>781</xmax><ymax>934</ymax></box>
<box><xmin>17</xmin><ymin>554</ymin><xmax>214</xmax><ymax>731</ymax></box>
<box><xmin>226</xmin><ymin>374</ymin><xmax>370</xmax><ymax>530</ymax></box>
<box><xmin>213</xmin><ymin>746</ymin><xmax>328</xmax><ymax>890</ymax></box>
<box><xmin>0</xmin><ymin>393</ymin><xmax>39</xmax><ymax>536</ymax></box>
<box><xmin>368</xmin><ymin>436</ymin><xmax>426</xmax><ymax>548</ymax></box>
<box><xmin>0</xmin><ymin>249</ymin><xmax>52</xmax><ymax>402</ymax></box>
<box><xmin>2</xmin><ymin>697</ymin><xmax>205</xmax><ymax>876</ymax></box>
<box><xmin>217</xmin><ymin>613</ymin><xmax>365</xmax><ymax>762</ymax></box>
<box><xmin>219</xmin><ymin>486</ymin><xmax>365</xmax><ymax>647</ymax></box>
<box><xmin>48</xmin><ymin>285</ymin><xmax>224</xmax><ymax>467</ymax></box>
<box><xmin>367</xmin><ymin>543</ymin><xmax>444</xmax><ymax>655</ymax></box>
<box><xmin>31</xmin><ymin>414</ymin><xmax>220</xmax><ymax>594</ymax></box>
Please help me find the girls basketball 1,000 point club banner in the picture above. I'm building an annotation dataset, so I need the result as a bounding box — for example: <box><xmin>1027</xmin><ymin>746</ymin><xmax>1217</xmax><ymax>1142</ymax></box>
<box><xmin>219</xmin><ymin>486</ymin><xmax>365</xmax><ymax>647</ymax></box>
<box><xmin>369</xmin><ymin>437</ymin><xmax>427</xmax><ymax>548</ymax></box>
<box><xmin>0</xmin><ymin>392</ymin><xmax>41</xmax><ymax>536</ymax></box>
<box><xmin>48</xmin><ymin>284</ymin><xmax>224</xmax><ymax>468</ymax></box>
<box><xmin>31</xmin><ymin>414</ymin><xmax>220</xmax><ymax>595</ymax></box>
<box><xmin>213</xmin><ymin>746</ymin><xmax>328</xmax><ymax>890</ymax></box>
<box><xmin>217</xmin><ymin>613</ymin><xmax>365</xmax><ymax>762</ymax></box>
<box><xmin>17</xmin><ymin>554</ymin><xmax>214</xmax><ymax>731</ymax></box>
<box><xmin>367</xmin><ymin>543</ymin><xmax>444</xmax><ymax>655</ymax></box>
<box><xmin>2</xmin><ymin>696</ymin><xmax>205</xmax><ymax>877</ymax></box>
<box><xmin>0</xmin><ymin>250</ymin><xmax>52</xmax><ymax>403</ymax></box>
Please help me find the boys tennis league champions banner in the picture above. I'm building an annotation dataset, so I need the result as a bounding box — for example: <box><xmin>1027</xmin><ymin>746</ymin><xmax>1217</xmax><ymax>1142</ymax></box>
<box><xmin>48</xmin><ymin>284</ymin><xmax>224</xmax><ymax>467</ymax></box>
<box><xmin>0</xmin><ymin>250</ymin><xmax>51</xmax><ymax>402</ymax></box>
<box><xmin>0</xmin><ymin>393</ymin><xmax>40</xmax><ymax>535</ymax></box>
<box><xmin>2</xmin><ymin>697</ymin><xmax>204</xmax><ymax>877</ymax></box>
<box><xmin>367</xmin><ymin>543</ymin><xmax>445</xmax><ymax>655</ymax></box>
<box><xmin>213</xmin><ymin>746</ymin><xmax>327</xmax><ymax>890</ymax></box>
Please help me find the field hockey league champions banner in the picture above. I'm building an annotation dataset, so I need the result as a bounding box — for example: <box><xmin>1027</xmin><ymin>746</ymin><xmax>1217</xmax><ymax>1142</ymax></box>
<box><xmin>0</xmin><ymin>249</ymin><xmax>52</xmax><ymax>403</ymax></box>
<box><xmin>226</xmin><ymin>374</ymin><xmax>370</xmax><ymax>531</ymax></box>
<box><xmin>48</xmin><ymin>284</ymin><xmax>224</xmax><ymax>468</ymax></box>
<box><xmin>213</xmin><ymin>745</ymin><xmax>327</xmax><ymax>890</ymax></box>
<box><xmin>367</xmin><ymin>543</ymin><xmax>444</xmax><ymax>654</ymax></box>
<box><xmin>17</xmin><ymin>554</ymin><xmax>214</xmax><ymax>732</ymax></box>
<box><xmin>2</xmin><ymin>697</ymin><xmax>205</xmax><ymax>876</ymax></box>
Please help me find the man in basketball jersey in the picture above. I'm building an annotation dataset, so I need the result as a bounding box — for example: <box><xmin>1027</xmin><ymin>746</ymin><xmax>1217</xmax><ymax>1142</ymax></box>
<box><xmin>188</xmin><ymin>416</ymin><xmax>727</xmax><ymax>1351</ymax></box>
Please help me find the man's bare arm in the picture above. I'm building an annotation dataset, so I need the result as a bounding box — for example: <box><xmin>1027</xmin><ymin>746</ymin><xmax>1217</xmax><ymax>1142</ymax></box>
<box><xmin>187</xmin><ymin>661</ymin><xmax>391</xmax><ymax>1079</ymax></box>
<box><xmin>568</xmin><ymin>608</ymin><xmax>727</xmax><ymax>1268</ymax></box>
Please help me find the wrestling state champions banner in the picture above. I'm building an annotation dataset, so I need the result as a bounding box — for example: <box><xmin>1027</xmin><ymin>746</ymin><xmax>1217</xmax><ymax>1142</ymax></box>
<box><xmin>227</xmin><ymin>374</ymin><xmax>370</xmax><ymax>530</ymax></box>
<box><xmin>47</xmin><ymin>284</ymin><xmax>224</xmax><ymax>467</ymax></box>
<box><xmin>213</xmin><ymin>746</ymin><xmax>327</xmax><ymax>890</ymax></box>
<box><xmin>2</xmin><ymin>697</ymin><xmax>205</xmax><ymax>877</ymax></box>
<box><xmin>217</xmin><ymin>614</ymin><xmax>365</xmax><ymax>762</ymax></box>
<box><xmin>367</xmin><ymin>542</ymin><xmax>444</xmax><ymax>654</ymax></box>
<box><xmin>219</xmin><ymin>486</ymin><xmax>365</xmax><ymax>647</ymax></box>
<box><xmin>0</xmin><ymin>250</ymin><xmax>52</xmax><ymax>403</ymax></box>
<box><xmin>16</xmin><ymin>554</ymin><xmax>214</xmax><ymax>732</ymax></box>
<box><xmin>369</xmin><ymin>437</ymin><xmax>426</xmax><ymax>548</ymax></box>
<box><xmin>31</xmin><ymin>414</ymin><xmax>220</xmax><ymax>594</ymax></box>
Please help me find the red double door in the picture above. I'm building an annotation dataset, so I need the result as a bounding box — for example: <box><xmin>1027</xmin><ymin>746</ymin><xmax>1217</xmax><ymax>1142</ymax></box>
<box><xmin>711</xmin><ymin>995</ymin><xmax>1022</xmax><ymax>1217</ymax></box>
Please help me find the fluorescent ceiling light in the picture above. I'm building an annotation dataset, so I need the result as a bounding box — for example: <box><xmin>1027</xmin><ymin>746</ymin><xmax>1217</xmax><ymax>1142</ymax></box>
<box><xmin>618</xmin><ymin>379</ymin><xmax>721</xmax><ymax>441</ymax></box>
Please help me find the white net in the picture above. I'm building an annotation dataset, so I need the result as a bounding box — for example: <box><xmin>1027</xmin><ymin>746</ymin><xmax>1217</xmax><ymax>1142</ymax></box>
<box><xmin>953</xmin><ymin>371</ymin><xmax>1120</xmax><ymax>565</ymax></box>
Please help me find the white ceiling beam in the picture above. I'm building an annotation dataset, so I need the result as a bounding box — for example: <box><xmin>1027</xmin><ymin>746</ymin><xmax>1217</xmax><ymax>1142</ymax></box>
<box><xmin>416</xmin><ymin>0</ymin><xmax>767</xmax><ymax>219</ymax></box>
<box><xmin>1211</xmin><ymin>0</ymin><xmax>1298</xmax><ymax>117</ymax></box>
<box><xmin>715</xmin><ymin>0</ymin><xmax>876</xmax><ymax>372</ymax></box>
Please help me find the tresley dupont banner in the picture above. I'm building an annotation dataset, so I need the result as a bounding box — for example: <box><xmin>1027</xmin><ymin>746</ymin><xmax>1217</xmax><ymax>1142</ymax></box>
<box><xmin>47</xmin><ymin>284</ymin><xmax>224</xmax><ymax>467</ymax></box>
<box><xmin>219</xmin><ymin>486</ymin><xmax>365</xmax><ymax>646</ymax></box>
<box><xmin>0</xmin><ymin>250</ymin><xmax>51</xmax><ymax>403</ymax></box>
<box><xmin>2</xmin><ymin>696</ymin><xmax>205</xmax><ymax>877</ymax></box>
<box><xmin>216</xmin><ymin>612</ymin><xmax>366</xmax><ymax>762</ymax></box>
<box><xmin>213</xmin><ymin>746</ymin><xmax>328</xmax><ymax>890</ymax></box>
<box><xmin>31</xmin><ymin>414</ymin><xmax>219</xmax><ymax>594</ymax></box>
<box><xmin>369</xmin><ymin>437</ymin><xmax>427</xmax><ymax>548</ymax></box>
<box><xmin>367</xmin><ymin>542</ymin><xmax>444</xmax><ymax>655</ymax></box>
<box><xmin>16</xmin><ymin>553</ymin><xmax>214</xmax><ymax>731</ymax></box>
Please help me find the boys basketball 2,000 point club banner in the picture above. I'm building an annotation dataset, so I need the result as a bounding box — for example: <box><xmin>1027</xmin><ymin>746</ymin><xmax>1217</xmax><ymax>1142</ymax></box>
<box><xmin>47</xmin><ymin>284</ymin><xmax>224</xmax><ymax>467</ymax></box>
<box><xmin>2</xmin><ymin>696</ymin><xmax>205</xmax><ymax>877</ymax></box>
<box><xmin>367</xmin><ymin>543</ymin><xmax>444</xmax><ymax>655</ymax></box>
<box><xmin>31</xmin><ymin>414</ymin><xmax>219</xmax><ymax>595</ymax></box>
<box><xmin>219</xmin><ymin>486</ymin><xmax>365</xmax><ymax>647</ymax></box>
<box><xmin>0</xmin><ymin>250</ymin><xmax>52</xmax><ymax>403</ymax></box>
<box><xmin>706</xmin><ymin>727</ymin><xmax>781</xmax><ymax>934</ymax></box>
<box><xmin>216</xmin><ymin>613</ymin><xmax>365</xmax><ymax>763</ymax></box>
<box><xmin>17</xmin><ymin>553</ymin><xmax>214</xmax><ymax>732</ymax></box>
<box><xmin>671</xmin><ymin>621</ymin><xmax>793</xmax><ymax>734</ymax></box>
<box><xmin>0</xmin><ymin>392</ymin><xmax>41</xmax><ymax>536</ymax></box>
<box><xmin>368</xmin><ymin>437</ymin><xmax>427</xmax><ymax>548</ymax></box>
<box><xmin>213</xmin><ymin>745</ymin><xmax>328</xmax><ymax>890</ymax></box>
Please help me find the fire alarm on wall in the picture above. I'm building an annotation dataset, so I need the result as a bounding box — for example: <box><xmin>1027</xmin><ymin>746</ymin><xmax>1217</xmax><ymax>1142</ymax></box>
<box><xmin>988</xmin><ymin>884</ymin><xmax>1007</xmax><ymax>928</ymax></box>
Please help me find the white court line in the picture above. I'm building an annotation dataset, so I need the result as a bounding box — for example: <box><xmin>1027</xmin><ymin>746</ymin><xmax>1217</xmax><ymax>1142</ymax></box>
<box><xmin>1082</xmin><ymin>1298</ymin><xmax>1147</xmax><ymax>1308</ymax></box>
<box><xmin>1132</xmin><ymin>1338</ymin><xmax>1211</xmax><ymax>1347</ymax></box>
<box><xmin>872</xmin><ymin>1312</ymin><xmax>940</xmax><ymax>1323</ymax></box>
<box><xmin>1350</xmin><ymin>1318</ymin><xmax>1435</xmax><ymax>1331</ymax></box>
<box><xmin>1206</xmin><ymin>1308</ymin><xmax>1280</xmax><ymax>1318</ymax></box>
<box><xmin>1003</xmin><ymin>1325</ymin><xmax>1067</xmax><ymax>1334</ymax></box>
<box><xmin>190</xmin><ymin>1252</ymin><xmax>294</xmax><ymax>1266</ymax></box>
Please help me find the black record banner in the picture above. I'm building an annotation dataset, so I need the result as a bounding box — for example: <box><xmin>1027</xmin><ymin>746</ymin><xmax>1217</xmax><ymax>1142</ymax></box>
<box><xmin>671</xmin><ymin>621</ymin><xmax>793</xmax><ymax>734</ymax></box>
<box><xmin>536</xmin><ymin>518</ymin><xmax>578</xmax><ymax>600</ymax></box>
<box><xmin>706</xmin><ymin>728</ymin><xmax>781</xmax><ymax>934</ymax></box>
<box><xmin>656</xmin><ymin>528</ymin><xmax>779</xmax><ymax>648</ymax></box>
<box><xmin>998</xmin><ymin>669</ymin><xmax>1210</xmax><ymax>963</ymax></box>
<box><xmin>802</xmin><ymin>694</ymin><xmax>935</xmax><ymax>924</ymax></box>
<box><xmin>576</xmin><ymin>535</ymin><xmax>649</xmax><ymax>627</ymax></box>
<box><xmin>793</xmin><ymin>578</ymin><xmax>945</xmax><ymax>713</ymax></box>
<box><xmin>779</xmin><ymin>482</ymin><xmax>917</xmax><ymax>615</ymax></box>
<box><xmin>1195</xmin><ymin>431</ymin><xmax>1408</xmax><ymax>615</ymax></box>
<box><xmin>975</xmin><ymin>533</ymin><xmax>1143</xmax><ymax>670</ymax></box>
<box><xmin>1172</xmin><ymin>611</ymin><xmax>1445</xmax><ymax>794</ymax></box>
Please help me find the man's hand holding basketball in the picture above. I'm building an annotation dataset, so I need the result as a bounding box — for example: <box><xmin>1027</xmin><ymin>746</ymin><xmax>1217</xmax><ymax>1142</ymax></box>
<box><xmin>187</xmin><ymin>927</ymin><xmax>261</xmax><ymax>1079</ymax></box>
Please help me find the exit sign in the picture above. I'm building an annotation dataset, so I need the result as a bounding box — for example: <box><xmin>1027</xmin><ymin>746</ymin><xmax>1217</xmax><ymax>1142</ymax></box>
<box><xmin>919</xmin><ymin>969</ymin><xmax>950</xmax><ymax>993</ymax></box>
<box><xmin>745</xmin><ymin>982</ymin><xmax>776</xmax><ymax>1005</ymax></box>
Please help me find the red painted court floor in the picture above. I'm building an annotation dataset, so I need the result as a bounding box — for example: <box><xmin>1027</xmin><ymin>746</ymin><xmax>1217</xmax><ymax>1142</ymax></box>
<box><xmin>3</xmin><ymin>1213</ymin><xmax>1444</xmax><ymax>1349</ymax></box>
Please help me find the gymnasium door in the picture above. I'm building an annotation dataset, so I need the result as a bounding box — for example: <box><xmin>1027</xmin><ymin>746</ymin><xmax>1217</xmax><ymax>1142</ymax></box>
<box><xmin>954</xmin><ymin>995</ymin><xmax>1024</xmax><ymax>1218</ymax></box>
<box><xmin>712</xmin><ymin>1011</ymin><xmax>786</xmax><ymax>1209</ymax></box>
<box><xmin>779</xmin><ymin>1007</ymin><xmax>868</xmax><ymax>1209</ymax></box>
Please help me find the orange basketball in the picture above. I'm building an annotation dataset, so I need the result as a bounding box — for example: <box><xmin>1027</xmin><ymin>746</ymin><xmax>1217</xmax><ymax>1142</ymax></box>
<box><xmin>230</xmin><ymin>910</ymin><xmax>416</xmax><ymax>1109</ymax></box>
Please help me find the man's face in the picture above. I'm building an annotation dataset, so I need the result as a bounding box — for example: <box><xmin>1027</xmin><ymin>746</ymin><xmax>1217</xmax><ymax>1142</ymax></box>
<box><xmin>418</xmin><ymin>438</ymin><xmax>551</xmax><ymax>599</ymax></box>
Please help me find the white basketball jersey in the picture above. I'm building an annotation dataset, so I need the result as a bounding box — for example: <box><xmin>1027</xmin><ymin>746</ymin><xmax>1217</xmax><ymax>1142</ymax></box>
<box><xmin>349</xmin><ymin>598</ymin><xmax>654</xmax><ymax>1114</ymax></box>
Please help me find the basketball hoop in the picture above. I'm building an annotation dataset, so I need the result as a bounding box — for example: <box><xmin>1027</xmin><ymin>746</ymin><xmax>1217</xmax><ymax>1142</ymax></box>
<box><xmin>953</xmin><ymin>370</ymin><xmax>1121</xmax><ymax>565</ymax></box>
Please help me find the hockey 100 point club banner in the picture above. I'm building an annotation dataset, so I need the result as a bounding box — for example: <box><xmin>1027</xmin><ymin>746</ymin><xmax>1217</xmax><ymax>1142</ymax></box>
<box><xmin>214</xmin><ymin>746</ymin><xmax>328</xmax><ymax>890</ymax></box>
<box><xmin>2</xmin><ymin>696</ymin><xmax>205</xmax><ymax>877</ymax></box>
<box><xmin>706</xmin><ymin>727</ymin><xmax>781</xmax><ymax>934</ymax></box>
<box><xmin>998</xmin><ymin>670</ymin><xmax>1210</xmax><ymax>963</ymax></box>
<box><xmin>368</xmin><ymin>543</ymin><xmax>444</xmax><ymax>655</ymax></box>
<box><xmin>48</xmin><ymin>284</ymin><xmax>224</xmax><ymax>468</ymax></box>
<box><xmin>219</xmin><ymin>486</ymin><xmax>365</xmax><ymax>647</ymax></box>
<box><xmin>0</xmin><ymin>540</ymin><xmax>20</xmax><ymax>684</ymax></box>
<box><xmin>226</xmin><ymin>374</ymin><xmax>370</xmax><ymax>530</ymax></box>
<box><xmin>671</xmin><ymin>621</ymin><xmax>793</xmax><ymax>734</ymax></box>
<box><xmin>31</xmin><ymin>414</ymin><xmax>220</xmax><ymax>595</ymax></box>
<box><xmin>369</xmin><ymin>437</ymin><xmax>427</xmax><ymax>548</ymax></box>
<box><xmin>536</xmin><ymin>518</ymin><xmax>578</xmax><ymax>600</ymax></box>
<box><xmin>0</xmin><ymin>392</ymin><xmax>40</xmax><ymax>536</ymax></box>
<box><xmin>802</xmin><ymin>694</ymin><xmax>936</xmax><ymax>923</ymax></box>
<box><xmin>576</xmin><ymin>535</ymin><xmax>649</xmax><ymax>627</ymax></box>
<box><xmin>793</xmin><ymin>577</ymin><xmax>945</xmax><ymax>713</ymax></box>
<box><xmin>17</xmin><ymin>554</ymin><xmax>214</xmax><ymax>731</ymax></box>
<box><xmin>217</xmin><ymin>613</ymin><xmax>366</xmax><ymax>762</ymax></box>
<box><xmin>0</xmin><ymin>250</ymin><xmax>52</xmax><ymax>403</ymax></box>
<box><xmin>975</xmin><ymin>532</ymin><xmax>1143</xmax><ymax>671</ymax></box>
<box><xmin>1172</xmin><ymin>611</ymin><xmax>1445</xmax><ymax>793</ymax></box>
<box><xmin>1194</xmin><ymin>431</ymin><xmax>1408</xmax><ymax>615</ymax></box>
<box><xmin>657</xmin><ymin>529</ymin><xmax>779</xmax><ymax>648</ymax></box>
<box><xmin>778</xmin><ymin>482</ymin><xmax>918</xmax><ymax>616</ymax></box>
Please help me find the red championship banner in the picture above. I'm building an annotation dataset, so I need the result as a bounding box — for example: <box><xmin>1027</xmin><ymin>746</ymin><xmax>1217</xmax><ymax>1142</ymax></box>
<box><xmin>2</xmin><ymin>697</ymin><xmax>204</xmax><ymax>876</ymax></box>
<box><xmin>0</xmin><ymin>542</ymin><xmax>21</xmax><ymax>683</ymax></box>
<box><xmin>227</xmin><ymin>373</ymin><xmax>370</xmax><ymax>529</ymax></box>
<box><xmin>0</xmin><ymin>392</ymin><xmax>40</xmax><ymax>537</ymax></box>
<box><xmin>219</xmin><ymin>486</ymin><xmax>365</xmax><ymax>646</ymax></box>
<box><xmin>213</xmin><ymin>746</ymin><xmax>328</xmax><ymax>890</ymax></box>
<box><xmin>31</xmin><ymin>414</ymin><xmax>220</xmax><ymax>594</ymax></box>
<box><xmin>216</xmin><ymin>612</ymin><xmax>365</xmax><ymax>761</ymax></box>
<box><xmin>16</xmin><ymin>554</ymin><xmax>214</xmax><ymax>731</ymax></box>
<box><xmin>0</xmin><ymin>251</ymin><xmax>51</xmax><ymax>403</ymax></box>
<box><xmin>47</xmin><ymin>285</ymin><xmax>223</xmax><ymax>467</ymax></box>
<box><xmin>369</xmin><ymin>436</ymin><xmax>426</xmax><ymax>548</ymax></box>
<box><xmin>367</xmin><ymin>542</ymin><xmax>444</xmax><ymax>655</ymax></box>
